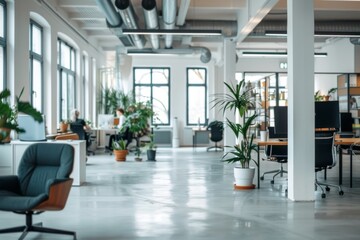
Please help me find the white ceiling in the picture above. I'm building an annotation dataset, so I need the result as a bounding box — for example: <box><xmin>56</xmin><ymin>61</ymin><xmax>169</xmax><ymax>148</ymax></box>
<box><xmin>53</xmin><ymin>0</ymin><xmax>360</xmax><ymax>57</ymax></box>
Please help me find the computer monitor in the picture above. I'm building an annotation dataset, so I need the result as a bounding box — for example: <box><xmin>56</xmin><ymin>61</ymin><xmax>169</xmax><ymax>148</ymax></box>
<box><xmin>98</xmin><ymin>114</ymin><xmax>114</xmax><ymax>128</ymax></box>
<box><xmin>17</xmin><ymin>114</ymin><xmax>47</xmax><ymax>141</ymax></box>
<box><xmin>274</xmin><ymin>106</ymin><xmax>288</xmax><ymax>136</ymax></box>
<box><xmin>315</xmin><ymin>101</ymin><xmax>340</xmax><ymax>129</ymax></box>
<box><xmin>340</xmin><ymin>112</ymin><xmax>354</xmax><ymax>132</ymax></box>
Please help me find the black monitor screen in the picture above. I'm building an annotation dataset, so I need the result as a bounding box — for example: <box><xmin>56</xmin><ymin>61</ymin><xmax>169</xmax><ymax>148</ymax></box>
<box><xmin>274</xmin><ymin>106</ymin><xmax>288</xmax><ymax>136</ymax></box>
<box><xmin>340</xmin><ymin>112</ymin><xmax>353</xmax><ymax>132</ymax></box>
<box><xmin>315</xmin><ymin>101</ymin><xmax>339</xmax><ymax>129</ymax></box>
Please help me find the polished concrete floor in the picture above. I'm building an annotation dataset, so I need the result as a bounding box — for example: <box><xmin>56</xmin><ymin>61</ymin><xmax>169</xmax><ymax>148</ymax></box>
<box><xmin>1</xmin><ymin>147</ymin><xmax>360</xmax><ymax>240</ymax></box>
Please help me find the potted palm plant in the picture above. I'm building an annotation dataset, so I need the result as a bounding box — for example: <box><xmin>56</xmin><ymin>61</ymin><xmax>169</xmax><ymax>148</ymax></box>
<box><xmin>112</xmin><ymin>139</ymin><xmax>128</xmax><ymax>161</ymax></box>
<box><xmin>212</xmin><ymin>79</ymin><xmax>258</xmax><ymax>188</ymax></box>
<box><xmin>0</xmin><ymin>88</ymin><xmax>43</xmax><ymax>143</ymax></box>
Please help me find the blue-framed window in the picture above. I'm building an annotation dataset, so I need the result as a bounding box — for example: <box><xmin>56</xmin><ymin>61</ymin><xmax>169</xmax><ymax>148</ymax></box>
<box><xmin>29</xmin><ymin>20</ymin><xmax>43</xmax><ymax>112</ymax></box>
<box><xmin>186</xmin><ymin>68</ymin><xmax>207</xmax><ymax>125</ymax></box>
<box><xmin>133</xmin><ymin>67</ymin><xmax>170</xmax><ymax>125</ymax></box>
<box><xmin>57</xmin><ymin>38</ymin><xmax>76</xmax><ymax>122</ymax></box>
<box><xmin>0</xmin><ymin>0</ymin><xmax>6</xmax><ymax>92</ymax></box>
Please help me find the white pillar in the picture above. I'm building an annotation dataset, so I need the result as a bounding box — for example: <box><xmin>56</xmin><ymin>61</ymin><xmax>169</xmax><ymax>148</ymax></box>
<box><xmin>223</xmin><ymin>39</ymin><xmax>237</xmax><ymax>147</ymax></box>
<box><xmin>287</xmin><ymin>0</ymin><xmax>315</xmax><ymax>201</ymax></box>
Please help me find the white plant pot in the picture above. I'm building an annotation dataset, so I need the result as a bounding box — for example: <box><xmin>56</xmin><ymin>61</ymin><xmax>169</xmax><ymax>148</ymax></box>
<box><xmin>234</xmin><ymin>167</ymin><xmax>255</xmax><ymax>187</ymax></box>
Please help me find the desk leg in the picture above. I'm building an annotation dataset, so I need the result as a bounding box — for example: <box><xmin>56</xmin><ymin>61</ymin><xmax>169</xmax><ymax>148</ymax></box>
<box><xmin>339</xmin><ymin>146</ymin><xmax>343</xmax><ymax>186</ymax></box>
<box><xmin>257</xmin><ymin>145</ymin><xmax>260</xmax><ymax>189</ymax></box>
<box><xmin>350</xmin><ymin>150</ymin><xmax>353</xmax><ymax>188</ymax></box>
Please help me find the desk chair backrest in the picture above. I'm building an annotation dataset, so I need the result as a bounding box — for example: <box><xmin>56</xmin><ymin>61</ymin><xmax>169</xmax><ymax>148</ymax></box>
<box><xmin>207</xmin><ymin>121</ymin><xmax>224</xmax><ymax>142</ymax></box>
<box><xmin>18</xmin><ymin>143</ymin><xmax>74</xmax><ymax>196</ymax></box>
<box><xmin>315</xmin><ymin>132</ymin><xmax>335</xmax><ymax>169</ymax></box>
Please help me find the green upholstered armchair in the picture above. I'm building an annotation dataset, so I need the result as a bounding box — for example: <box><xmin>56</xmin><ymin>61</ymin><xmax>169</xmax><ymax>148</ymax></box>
<box><xmin>0</xmin><ymin>143</ymin><xmax>76</xmax><ymax>240</ymax></box>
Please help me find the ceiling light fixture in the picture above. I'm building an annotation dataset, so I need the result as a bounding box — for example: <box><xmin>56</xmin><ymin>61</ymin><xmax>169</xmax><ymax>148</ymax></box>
<box><xmin>122</xmin><ymin>29</ymin><xmax>222</xmax><ymax>36</ymax></box>
<box><xmin>265</xmin><ymin>30</ymin><xmax>360</xmax><ymax>38</ymax></box>
<box><xmin>241</xmin><ymin>51</ymin><xmax>327</xmax><ymax>57</ymax></box>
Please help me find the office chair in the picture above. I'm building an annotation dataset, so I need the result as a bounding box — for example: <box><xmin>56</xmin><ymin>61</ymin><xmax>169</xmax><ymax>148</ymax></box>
<box><xmin>315</xmin><ymin>132</ymin><xmax>344</xmax><ymax>198</ymax></box>
<box><xmin>0</xmin><ymin>143</ymin><xmax>76</xmax><ymax>240</ymax></box>
<box><xmin>70</xmin><ymin>123</ymin><xmax>95</xmax><ymax>155</ymax></box>
<box><xmin>206</xmin><ymin>120</ymin><xmax>224</xmax><ymax>152</ymax></box>
<box><xmin>261</xmin><ymin>127</ymin><xmax>288</xmax><ymax>184</ymax></box>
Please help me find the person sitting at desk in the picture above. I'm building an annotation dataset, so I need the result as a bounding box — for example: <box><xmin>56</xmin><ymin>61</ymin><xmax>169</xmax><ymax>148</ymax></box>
<box><xmin>71</xmin><ymin>109</ymin><xmax>91</xmax><ymax>131</ymax></box>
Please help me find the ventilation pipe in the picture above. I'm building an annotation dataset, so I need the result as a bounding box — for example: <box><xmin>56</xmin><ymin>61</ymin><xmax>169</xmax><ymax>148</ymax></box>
<box><xmin>115</xmin><ymin>0</ymin><xmax>146</xmax><ymax>49</ymax></box>
<box><xmin>95</xmin><ymin>0</ymin><xmax>122</xmax><ymax>27</ymax></box>
<box><xmin>142</xmin><ymin>0</ymin><xmax>160</xmax><ymax>49</ymax></box>
<box><xmin>128</xmin><ymin>46</ymin><xmax>212</xmax><ymax>63</ymax></box>
<box><xmin>162</xmin><ymin>0</ymin><xmax>177</xmax><ymax>48</ymax></box>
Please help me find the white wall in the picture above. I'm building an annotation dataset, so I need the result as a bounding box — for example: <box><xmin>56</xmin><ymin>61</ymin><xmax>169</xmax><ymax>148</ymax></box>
<box><xmin>7</xmin><ymin>0</ymin><xmax>105</xmax><ymax>133</ymax></box>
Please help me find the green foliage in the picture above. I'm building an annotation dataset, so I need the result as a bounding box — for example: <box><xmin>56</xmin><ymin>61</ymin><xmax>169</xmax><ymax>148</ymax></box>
<box><xmin>0</xmin><ymin>88</ymin><xmax>43</xmax><ymax>133</ymax></box>
<box><xmin>146</xmin><ymin>134</ymin><xmax>157</xmax><ymax>150</ymax></box>
<box><xmin>98</xmin><ymin>86</ymin><xmax>134</xmax><ymax>116</ymax></box>
<box><xmin>328</xmin><ymin>87</ymin><xmax>337</xmax><ymax>95</ymax></box>
<box><xmin>122</xmin><ymin>101</ymin><xmax>154</xmax><ymax>138</ymax></box>
<box><xmin>314</xmin><ymin>90</ymin><xmax>323</xmax><ymax>101</ymax></box>
<box><xmin>112</xmin><ymin>139</ymin><xmax>127</xmax><ymax>150</ymax></box>
<box><xmin>212</xmin><ymin>80</ymin><xmax>258</xmax><ymax>168</ymax></box>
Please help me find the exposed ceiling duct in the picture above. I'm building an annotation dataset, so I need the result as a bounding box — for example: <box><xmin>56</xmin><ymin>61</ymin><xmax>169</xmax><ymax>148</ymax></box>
<box><xmin>182</xmin><ymin>20</ymin><xmax>237</xmax><ymax>38</ymax></box>
<box><xmin>162</xmin><ymin>0</ymin><xmax>177</xmax><ymax>49</ymax></box>
<box><xmin>127</xmin><ymin>46</ymin><xmax>212</xmax><ymax>63</ymax></box>
<box><xmin>95</xmin><ymin>0</ymin><xmax>135</xmax><ymax>47</ymax></box>
<box><xmin>115</xmin><ymin>0</ymin><xmax>146</xmax><ymax>49</ymax></box>
<box><xmin>142</xmin><ymin>0</ymin><xmax>160</xmax><ymax>49</ymax></box>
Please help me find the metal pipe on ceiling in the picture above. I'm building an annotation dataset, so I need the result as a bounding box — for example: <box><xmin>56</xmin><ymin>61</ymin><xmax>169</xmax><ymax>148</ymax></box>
<box><xmin>162</xmin><ymin>0</ymin><xmax>177</xmax><ymax>49</ymax></box>
<box><xmin>142</xmin><ymin>0</ymin><xmax>160</xmax><ymax>49</ymax></box>
<box><xmin>115</xmin><ymin>0</ymin><xmax>146</xmax><ymax>49</ymax></box>
<box><xmin>95</xmin><ymin>0</ymin><xmax>122</xmax><ymax>27</ymax></box>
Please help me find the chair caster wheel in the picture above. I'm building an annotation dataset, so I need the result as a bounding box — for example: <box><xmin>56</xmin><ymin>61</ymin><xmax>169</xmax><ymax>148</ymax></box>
<box><xmin>260</xmin><ymin>176</ymin><xmax>264</xmax><ymax>180</ymax></box>
<box><xmin>270</xmin><ymin>180</ymin><xmax>274</xmax><ymax>184</ymax></box>
<box><xmin>321</xmin><ymin>193</ymin><xmax>326</xmax><ymax>198</ymax></box>
<box><xmin>325</xmin><ymin>186</ymin><xmax>330</xmax><ymax>192</ymax></box>
<box><xmin>339</xmin><ymin>191</ymin><xmax>344</xmax><ymax>196</ymax></box>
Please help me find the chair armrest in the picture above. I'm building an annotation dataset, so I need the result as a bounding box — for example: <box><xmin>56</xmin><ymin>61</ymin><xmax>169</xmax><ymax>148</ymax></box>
<box><xmin>34</xmin><ymin>178</ymin><xmax>73</xmax><ymax>211</ymax></box>
<box><xmin>0</xmin><ymin>175</ymin><xmax>21</xmax><ymax>194</ymax></box>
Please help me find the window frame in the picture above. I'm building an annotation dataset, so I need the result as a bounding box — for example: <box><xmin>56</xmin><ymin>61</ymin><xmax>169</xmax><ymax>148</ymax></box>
<box><xmin>29</xmin><ymin>19</ymin><xmax>44</xmax><ymax>112</ymax></box>
<box><xmin>133</xmin><ymin>67</ymin><xmax>171</xmax><ymax>126</ymax></box>
<box><xmin>186</xmin><ymin>67</ymin><xmax>208</xmax><ymax>126</ymax></box>
<box><xmin>0</xmin><ymin>0</ymin><xmax>7</xmax><ymax>91</ymax></box>
<box><xmin>57</xmin><ymin>38</ymin><xmax>76</xmax><ymax>122</ymax></box>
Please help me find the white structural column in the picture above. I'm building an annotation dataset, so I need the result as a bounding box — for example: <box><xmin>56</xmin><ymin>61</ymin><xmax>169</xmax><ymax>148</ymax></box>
<box><xmin>287</xmin><ymin>0</ymin><xmax>315</xmax><ymax>201</ymax></box>
<box><xmin>223</xmin><ymin>39</ymin><xmax>237</xmax><ymax>147</ymax></box>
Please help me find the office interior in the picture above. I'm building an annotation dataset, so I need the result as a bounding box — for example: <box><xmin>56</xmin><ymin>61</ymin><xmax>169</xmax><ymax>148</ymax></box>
<box><xmin>2</xmin><ymin>0</ymin><xmax>360</xmax><ymax>239</ymax></box>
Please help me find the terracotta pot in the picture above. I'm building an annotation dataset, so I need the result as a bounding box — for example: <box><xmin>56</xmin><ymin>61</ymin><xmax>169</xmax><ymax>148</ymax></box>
<box><xmin>0</xmin><ymin>128</ymin><xmax>11</xmax><ymax>143</ymax></box>
<box><xmin>60</xmin><ymin>123</ymin><xmax>69</xmax><ymax>133</ymax></box>
<box><xmin>113</xmin><ymin>149</ymin><xmax>128</xmax><ymax>161</ymax></box>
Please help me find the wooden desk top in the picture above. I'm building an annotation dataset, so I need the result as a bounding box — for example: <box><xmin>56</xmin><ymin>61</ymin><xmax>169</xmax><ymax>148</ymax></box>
<box><xmin>256</xmin><ymin>136</ymin><xmax>360</xmax><ymax>146</ymax></box>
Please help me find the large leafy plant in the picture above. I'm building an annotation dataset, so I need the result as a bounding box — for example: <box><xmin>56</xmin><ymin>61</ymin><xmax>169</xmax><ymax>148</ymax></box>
<box><xmin>212</xmin><ymin>80</ymin><xmax>258</xmax><ymax>168</ymax></box>
<box><xmin>0</xmin><ymin>88</ymin><xmax>43</xmax><ymax>133</ymax></box>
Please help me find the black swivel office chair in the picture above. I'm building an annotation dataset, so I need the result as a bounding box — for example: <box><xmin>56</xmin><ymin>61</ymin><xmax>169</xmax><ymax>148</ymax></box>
<box><xmin>70</xmin><ymin>123</ymin><xmax>94</xmax><ymax>156</ymax></box>
<box><xmin>206</xmin><ymin>120</ymin><xmax>224</xmax><ymax>152</ymax></box>
<box><xmin>261</xmin><ymin>127</ymin><xmax>288</xmax><ymax>184</ymax></box>
<box><xmin>0</xmin><ymin>143</ymin><xmax>76</xmax><ymax>240</ymax></box>
<box><xmin>315</xmin><ymin>132</ymin><xmax>344</xmax><ymax>198</ymax></box>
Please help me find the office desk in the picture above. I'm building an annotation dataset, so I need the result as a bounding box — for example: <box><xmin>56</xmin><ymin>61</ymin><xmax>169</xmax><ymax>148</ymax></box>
<box><xmin>257</xmin><ymin>136</ymin><xmax>360</xmax><ymax>189</ymax></box>
<box><xmin>334</xmin><ymin>136</ymin><xmax>360</xmax><ymax>188</ymax></box>
<box><xmin>256</xmin><ymin>139</ymin><xmax>288</xmax><ymax>189</ymax></box>
<box><xmin>192</xmin><ymin>128</ymin><xmax>209</xmax><ymax>149</ymax></box>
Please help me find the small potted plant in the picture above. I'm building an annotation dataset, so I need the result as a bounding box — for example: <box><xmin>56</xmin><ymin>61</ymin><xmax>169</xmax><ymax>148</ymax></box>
<box><xmin>112</xmin><ymin>139</ymin><xmax>128</xmax><ymax>161</ymax></box>
<box><xmin>146</xmin><ymin>137</ymin><xmax>157</xmax><ymax>161</ymax></box>
<box><xmin>59</xmin><ymin>119</ymin><xmax>71</xmax><ymax>133</ymax></box>
<box><xmin>134</xmin><ymin>146</ymin><xmax>143</xmax><ymax>161</ymax></box>
<box><xmin>0</xmin><ymin>88</ymin><xmax>43</xmax><ymax>143</ymax></box>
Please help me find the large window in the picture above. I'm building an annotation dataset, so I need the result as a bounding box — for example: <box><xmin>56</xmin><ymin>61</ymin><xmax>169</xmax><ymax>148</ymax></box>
<box><xmin>0</xmin><ymin>0</ymin><xmax>6</xmax><ymax>91</ymax></box>
<box><xmin>134</xmin><ymin>67</ymin><xmax>170</xmax><ymax>125</ymax></box>
<box><xmin>187</xmin><ymin>68</ymin><xmax>207</xmax><ymax>125</ymax></box>
<box><xmin>57</xmin><ymin>38</ymin><xmax>76</xmax><ymax>121</ymax></box>
<box><xmin>29</xmin><ymin>20</ymin><xmax>43</xmax><ymax>112</ymax></box>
